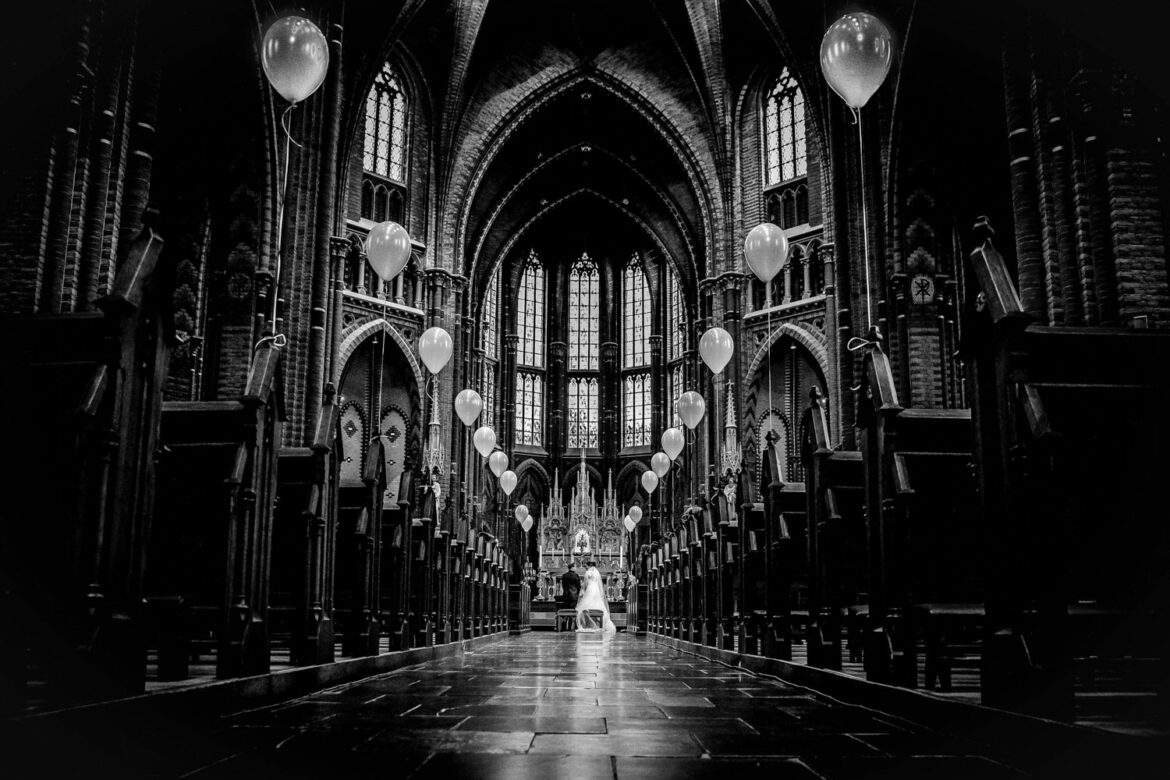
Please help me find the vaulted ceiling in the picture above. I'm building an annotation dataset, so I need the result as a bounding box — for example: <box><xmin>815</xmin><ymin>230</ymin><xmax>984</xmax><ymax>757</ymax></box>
<box><xmin>341</xmin><ymin>0</ymin><xmax>835</xmax><ymax>291</ymax></box>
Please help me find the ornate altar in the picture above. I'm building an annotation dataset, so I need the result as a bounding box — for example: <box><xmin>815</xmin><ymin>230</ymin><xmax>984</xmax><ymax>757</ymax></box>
<box><xmin>529</xmin><ymin>455</ymin><xmax>632</xmax><ymax>628</ymax></box>
<box><xmin>538</xmin><ymin>454</ymin><xmax>625</xmax><ymax>573</ymax></box>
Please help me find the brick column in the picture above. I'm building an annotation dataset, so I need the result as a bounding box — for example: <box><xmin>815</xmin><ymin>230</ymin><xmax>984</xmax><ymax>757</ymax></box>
<box><xmin>601</xmin><ymin>341</ymin><xmax>620</xmax><ymax>457</ymax></box>
<box><xmin>548</xmin><ymin>340</ymin><xmax>567</xmax><ymax>458</ymax></box>
<box><xmin>502</xmin><ymin>334</ymin><xmax>519</xmax><ymax>454</ymax></box>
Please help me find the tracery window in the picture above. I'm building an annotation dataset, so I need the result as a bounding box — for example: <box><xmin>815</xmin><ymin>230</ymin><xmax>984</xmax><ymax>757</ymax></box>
<box><xmin>622</xmin><ymin>254</ymin><xmax>653</xmax><ymax>448</ymax></box>
<box><xmin>364</xmin><ymin>65</ymin><xmax>407</xmax><ymax>182</ymax></box>
<box><xmin>515</xmin><ymin>251</ymin><xmax>545</xmax><ymax>447</ymax></box>
<box><xmin>568</xmin><ymin>255</ymin><xmax>599</xmax><ymax>370</ymax></box>
<box><xmin>764</xmin><ymin>67</ymin><xmax>806</xmax><ymax>187</ymax></box>
<box><xmin>623</xmin><ymin>374</ymin><xmax>651</xmax><ymax>448</ymax></box>
<box><xmin>479</xmin><ymin>266</ymin><xmax>499</xmax><ymax>428</ymax></box>
<box><xmin>483</xmin><ymin>266</ymin><xmax>499</xmax><ymax>362</ymax></box>
<box><xmin>515</xmin><ymin>373</ymin><xmax>544</xmax><ymax>447</ymax></box>
<box><xmin>623</xmin><ymin>255</ymin><xmax>650</xmax><ymax>369</ymax></box>
<box><xmin>482</xmin><ymin>367</ymin><xmax>496</xmax><ymax>428</ymax></box>
<box><xmin>517</xmin><ymin>251</ymin><xmax>545</xmax><ymax>368</ymax></box>
<box><xmin>669</xmin><ymin>364</ymin><xmax>684</xmax><ymax>422</ymax></box>
<box><xmin>666</xmin><ymin>263</ymin><xmax>684</xmax><ymax>362</ymax></box>
<box><xmin>568</xmin><ymin>377</ymin><xmax>599</xmax><ymax>449</ymax></box>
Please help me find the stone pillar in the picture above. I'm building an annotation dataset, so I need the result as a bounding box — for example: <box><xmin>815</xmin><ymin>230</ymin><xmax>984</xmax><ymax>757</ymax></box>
<box><xmin>502</xmin><ymin>334</ymin><xmax>519</xmax><ymax>454</ymax></box>
<box><xmin>327</xmin><ymin>236</ymin><xmax>348</xmax><ymax>385</ymax></box>
<box><xmin>649</xmin><ymin>334</ymin><xmax>664</xmax><ymax>444</ymax></box>
<box><xmin>601</xmin><ymin>341</ymin><xmax>620</xmax><ymax>455</ymax></box>
<box><xmin>549</xmin><ymin>341</ymin><xmax>567</xmax><ymax>455</ymax></box>
<box><xmin>41</xmin><ymin>17</ymin><xmax>92</xmax><ymax>313</ymax></box>
<box><xmin>821</xmin><ymin>244</ymin><xmax>841</xmax><ymax>444</ymax></box>
<box><xmin>1070</xmin><ymin>64</ymin><xmax>1117</xmax><ymax>325</ymax></box>
<box><xmin>304</xmin><ymin>18</ymin><xmax>344</xmax><ymax>444</ymax></box>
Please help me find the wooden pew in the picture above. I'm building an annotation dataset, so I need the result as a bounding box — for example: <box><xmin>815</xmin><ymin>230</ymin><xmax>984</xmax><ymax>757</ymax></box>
<box><xmin>801</xmin><ymin>389</ymin><xmax>865</xmax><ymax>671</ymax></box>
<box><xmin>272</xmin><ymin>396</ymin><xmax>341</xmax><ymax>666</ymax></box>
<box><xmin>965</xmin><ymin>218</ymin><xmax>1170</xmax><ymax>720</ymax></box>
<box><xmin>0</xmin><ymin>225</ymin><xmax>168</xmax><ymax>706</ymax></box>
<box><xmin>337</xmin><ymin>432</ymin><xmax>385</xmax><ymax>657</ymax></box>
<box><xmin>151</xmin><ymin>342</ymin><xmax>283</xmax><ymax>680</ymax></box>
<box><xmin>856</xmin><ymin>334</ymin><xmax>979</xmax><ymax>688</ymax></box>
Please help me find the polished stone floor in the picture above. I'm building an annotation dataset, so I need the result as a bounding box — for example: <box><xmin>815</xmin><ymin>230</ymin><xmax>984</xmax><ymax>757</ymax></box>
<box><xmin>9</xmin><ymin>632</ymin><xmax>1047</xmax><ymax>778</ymax></box>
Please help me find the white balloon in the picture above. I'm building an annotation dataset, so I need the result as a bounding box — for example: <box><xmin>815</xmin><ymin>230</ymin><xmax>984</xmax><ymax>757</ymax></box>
<box><xmin>675</xmin><ymin>391</ymin><xmax>706</xmax><ymax>430</ymax></box>
<box><xmin>628</xmin><ymin>505</ymin><xmax>643</xmax><ymax>523</ymax></box>
<box><xmin>366</xmin><ymin>221</ymin><xmax>412</xmax><ymax>281</ymax></box>
<box><xmin>455</xmin><ymin>389</ymin><xmax>483</xmax><ymax>427</ymax></box>
<box><xmin>641</xmin><ymin>470</ymin><xmax>659</xmax><ymax>493</ymax></box>
<box><xmin>624</xmin><ymin>515</ymin><xmax>636</xmax><ymax>533</ymax></box>
<box><xmin>744</xmin><ymin>223</ymin><xmax>790</xmax><ymax>283</ymax></box>
<box><xmin>820</xmin><ymin>12</ymin><xmax>894</xmax><ymax>110</ymax></box>
<box><xmin>521</xmin><ymin>516</ymin><xmax>534</xmax><ymax>532</ymax></box>
<box><xmin>514</xmin><ymin>504</ymin><xmax>529</xmax><ymax>523</ymax></box>
<box><xmin>651</xmin><ymin>451</ymin><xmax>670</xmax><ymax>478</ymax></box>
<box><xmin>473</xmin><ymin>426</ymin><xmax>497</xmax><ymax>458</ymax></box>
<box><xmin>261</xmin><ymin>16</ymin><xmax>329</xmax><ymax>104</ymax></box>
<box><xmin>699</xmin><ymin>327</ymin><xmax>734</xmax><ymax>374</ymax></box>
<box><xmin>419</xmin><ymin>327</ymin><xmax>453</xmax><ymax>375</ymax></box>
<box><xmin>489</xmin><ymin>450</ymin><xmax>509</xmax><ymax>478</ymax></box>
<box><xmin>500</xmin><ymin>469</ymin><xmax>518</xmax><ymax>496</ymax></box>
<box><xmin>661</xmin><ymin>427</ymin><xmax>685</xmax><ymax>461</ymax></box>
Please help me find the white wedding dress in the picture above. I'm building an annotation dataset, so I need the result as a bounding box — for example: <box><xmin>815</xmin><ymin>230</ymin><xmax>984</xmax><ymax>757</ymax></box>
<box><xmin>575</xmin><ymin>566</ymin><xmax>616</xmax><ymax>632</ymax></box>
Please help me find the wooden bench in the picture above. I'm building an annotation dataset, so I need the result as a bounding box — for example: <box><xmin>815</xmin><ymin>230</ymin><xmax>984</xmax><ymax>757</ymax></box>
<box><xmin>556</xmin><ymin>610</ymin><xmax>576</xmax><ymax>632</ymax></box>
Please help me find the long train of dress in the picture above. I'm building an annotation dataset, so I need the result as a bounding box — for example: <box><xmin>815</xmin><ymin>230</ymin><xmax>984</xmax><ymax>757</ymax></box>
<box><xmin>575</xmin><ymin>566</ymin><xmax>616</xmax><ymax>632</ymax></box>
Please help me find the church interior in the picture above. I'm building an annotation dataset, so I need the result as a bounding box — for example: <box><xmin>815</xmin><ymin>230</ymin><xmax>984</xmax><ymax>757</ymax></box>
<box><xmin>1</xmin><ymin>0</ymin><xmax>1168</xmax><ymax>777</ymax></box>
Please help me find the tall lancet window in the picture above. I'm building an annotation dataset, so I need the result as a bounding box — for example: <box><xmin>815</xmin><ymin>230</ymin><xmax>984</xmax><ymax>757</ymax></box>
<box><xmin>364</xmin><ymin>65</ymin><xmax>407</xmax><ymax>182</ymax></box>
<box><xmin>623</xmin><ymin>254</ymin><xmax>652</xmax><ymax>448</ymax></box>
<box><xmin>361</xmin><ymin>64</ymin><xmax>408</xmax><ymax>223</ymax></box>
<box><xmin>764</xmin><ymin>67</ymin><xmax>806</xmax><ymax>187</ymax></box>
<box><xmin>666</xmin><ymin>263</ymin><xmax>684</xmax><ymax>363</ymax></box>
<box><xmin>480</xmin><ymin>266</ymin><xmax>499</xmax><ymax>427</ymax></box>
<box><xmin>515</xmin><ymin>251</ymin><xmax>545</xmax><ymax>447</ymax></box>
<box><xmin>517</xmin><ymin>251</ymin><xmax>545</xmax><ymax>368</ymax></box>
<box><xmin>623</xmin><ymin>256</ymin><xmax>650</xmax><ymax>369</ymax></box>
<box><xmin>568</xmin><ymin>377</ymin><xmax>599</xmax><ymax>449</ymax></box>
<box><xmin>567</xmin><ymin>254</ymin><xmax>600</xmax><ymax>449</ymax></box>
<box><xmin>665</xmin><ymin>263</ymin><xmax>686</xmax><ymax>420</ymax></box>
<box><xmin>568</xmin><ymin>255</ymin><xmax>599</xmax><ymax>370</ymax></box>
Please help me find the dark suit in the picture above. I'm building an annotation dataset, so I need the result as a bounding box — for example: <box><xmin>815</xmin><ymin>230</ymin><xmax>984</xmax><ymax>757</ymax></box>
<box><xmin>561</xmin><ymin>569</ymin><xmax>581</xmax><ymax>609</ymax></box>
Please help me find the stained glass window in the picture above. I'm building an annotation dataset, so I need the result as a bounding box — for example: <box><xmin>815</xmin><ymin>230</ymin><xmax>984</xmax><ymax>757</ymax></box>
<box><xmin>669</xmin><ymin>364</ymin><xmax>684</xmax><ymax>420</ymax></box>
<box><xmin>623</xmin><ymin>255</ymin><xmax>650</xmax><ymax>369</ymax></box>
<box><xmin>568</xmin><ymin>376</ymin><xmax>599</xmax><ymax>449</ymax></box>
<box><xmin>623</xmin><ymin>373</ymin><xmax>651</xmax><ymax>447</ymax></box>
<box><xmin>482</xmin><ymin>366</ymin><xmax>496</xmax><ymax>428</ymax></box>
<box><xmin>364</xmin><ymin>66</ymin><xmax>408</xmax><ymax>182</ymax></box>
<box><xmin>483</xmin><ymin>266</ymin><xmax>499</xmax><ymax>362</ymax></box>
<box><xmin>764</xmin><ymin>67</ymin><xmax>806</xmax><ymax>187</ymax></box>
<box><xmin>517</xmin><ymin>251</ymin><xmax>544</xmax><ymax>368</ymax></box>
<box><xmin>515</xmin><ymin>372</ymin><xmax>544</xmax><ymax>447</ymax></box>
<box><xmin>569</xmin><ymin>255</ymin><xmax>599</xmax><ymax>370</ymax></box>
<box><xmin>666</xmin><ymin>263</ymin><xmax>684</xmax><ymax>362</ymax></box>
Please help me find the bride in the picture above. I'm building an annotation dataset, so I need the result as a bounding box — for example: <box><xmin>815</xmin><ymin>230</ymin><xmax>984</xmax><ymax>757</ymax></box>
<box><xmin>576</xmin><ymin>562</ymin><xmax>616</xmax><ymax>632</ymax></box>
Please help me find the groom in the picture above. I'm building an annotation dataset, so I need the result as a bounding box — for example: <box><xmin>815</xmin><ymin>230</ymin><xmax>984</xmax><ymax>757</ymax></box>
<box><xmin>560</xmin><ymin>562</ymin><xmax>581</xmax><ymax>610</ymax></box>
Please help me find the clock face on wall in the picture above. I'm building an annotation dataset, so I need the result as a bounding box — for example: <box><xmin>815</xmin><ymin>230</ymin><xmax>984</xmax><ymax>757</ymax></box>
<box><xmin>912</xmin><ymin>274</ymin><xmax>934</xmax><ymax>305</ymax></box>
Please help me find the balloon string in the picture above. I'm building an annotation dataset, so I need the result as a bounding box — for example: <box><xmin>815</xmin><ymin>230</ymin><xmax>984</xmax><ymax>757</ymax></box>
<box><xmin>766</xmin><ymin>303</ymin><xmax>772</xmax><ymax>454</ymax></box>
<box><xmin>261</xmin><ymin>102</ymin><xmax>298</xmax><ymax>350</ymax></box>
<box><xmin>855</xmin><ymin>106</ymin><xmax>873</xmax><ymax>334</ymax></box>
<box><xmin>281</xmin><ymin>103</ymin><xmax>304</xmax><ymax>149</ymax></box>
